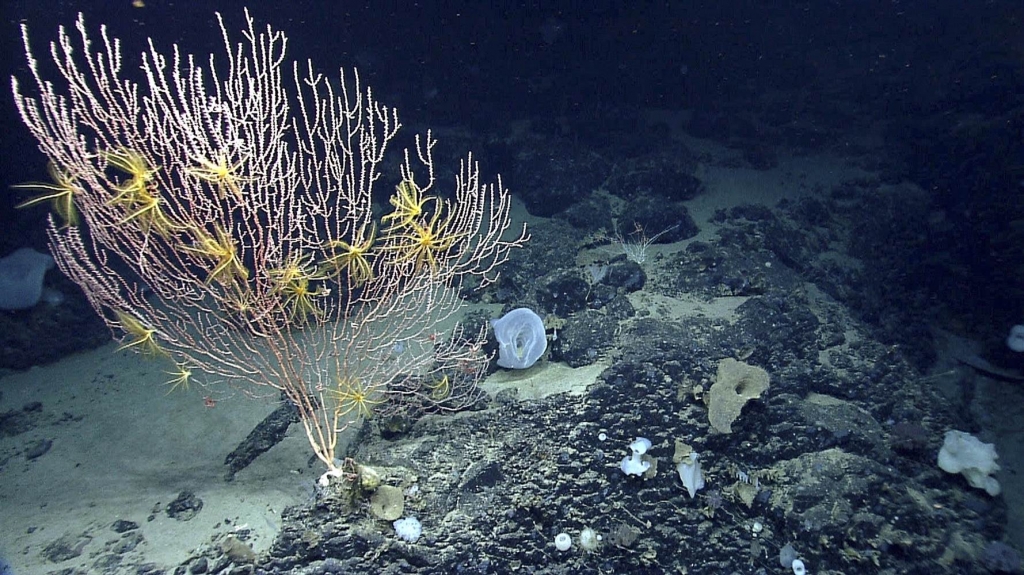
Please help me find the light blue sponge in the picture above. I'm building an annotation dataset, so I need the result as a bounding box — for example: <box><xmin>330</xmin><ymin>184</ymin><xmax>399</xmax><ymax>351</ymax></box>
<box><xmin>0</xmin><ymin>247</ymin><xmax>54</xmax><ymax>310</ymax></box>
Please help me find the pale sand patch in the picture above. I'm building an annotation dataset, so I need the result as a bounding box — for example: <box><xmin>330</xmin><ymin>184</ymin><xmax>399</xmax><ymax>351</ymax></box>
<box><xmin>0</xmin><ymin>343</ymin><xmax>311</xmax><ymax>573</ymax></box>
<box><xmin>626</xmin><ymin>290</ymin><xmax>749</xmax><ymax>323</ymax></box>
<box><xmin>480</xmin><ymin>360</ymin><xmax>610</xmax><ymax>400</ymax></box>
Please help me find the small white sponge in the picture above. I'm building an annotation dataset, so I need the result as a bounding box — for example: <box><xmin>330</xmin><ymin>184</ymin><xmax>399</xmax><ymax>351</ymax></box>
<box><xmin>937</xmin><ymin>430</ymin><xmax>1001</xmax><ymax>496</ymax></box>
<box><xmin>393</xmin><ymin>516</ymin><xmax>422</xmax><ymax>543</ymax></box>
<box><xmin>620</xmin><ymin>437</ymin><xmax>652</xmax><ymax>476</ymax></box>
<box><xmin>676</xmin><ymin>452</ymin><xmax>705</xmax><ymax>499</ymax></box>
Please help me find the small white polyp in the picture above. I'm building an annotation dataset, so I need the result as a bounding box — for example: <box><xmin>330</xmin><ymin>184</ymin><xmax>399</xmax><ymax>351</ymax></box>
<box><xmin>318</xmin><ymin>468</ymin><xmax>344</xmax><ymax>487</ymax></box>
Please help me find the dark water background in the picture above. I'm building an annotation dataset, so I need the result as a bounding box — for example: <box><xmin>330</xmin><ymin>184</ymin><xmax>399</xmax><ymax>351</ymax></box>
<box><xmin>1</xmin><ymin>1</ymin><xmax>1022</xmax><ymax>358</ymax></box>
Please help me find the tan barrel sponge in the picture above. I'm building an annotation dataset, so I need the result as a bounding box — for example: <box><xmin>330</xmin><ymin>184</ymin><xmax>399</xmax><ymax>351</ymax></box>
<box><xmin>707</xmin><ymin>358</ymin><xmax>770</xmax><ymax>434</ymax></box>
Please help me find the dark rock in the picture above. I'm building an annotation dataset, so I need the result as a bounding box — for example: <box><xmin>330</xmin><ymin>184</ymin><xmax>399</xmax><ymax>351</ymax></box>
<box><xmin>135</xmin><ymin>563</ymin><xmax>164</xmax><ymax>575</ymax></box>
<box><xmin>111</xmin><ymin>519</ymin><xmax>139</xmax><ymax>533</ymax></box>
<box><xmin>535</xmin><ymin>269</ymin><xmax>590</xmax><ymax>316</ymax></box>
<box><xmin>0</xmin><ymin>273</ymin><xmax>109</xmax><ymax>370</ymax></box>
<box><xmin>165</xmin><ymin>491</ymin><xmax>203</xmax><ymax>521</ymax></box>
<box><xmin>602</xmin><ymin>293</ymin><xmax>636</xmax><ymax>321</ymax></box>
<box><xmin>109</xmin><ymin>530</ymin><xmax>143</xmax><ymax>554</ymax></box>
<box><xmin>585</xmin><ymin>282</ymin><xmax>619</xmax><ymax>310</ymax></box>
<box><xmin>616</xmin><ymin>199</ymin><xmax>700</xmax><ymax>246</ymax></box>
<box><xmin>604</xmin><ymin>147</ymin><xmax>703</xmax><ymax>202</ymax></box>
<box><xmin>41</xmin><ymin>532</ymin><xmax>91</xmax><ymax>562</ymax></box>
<box><xmin>0</xmin><ymin>409</ymin><xmax>34</xmax><ymax>437</ymax></box>
<box><xmin>604</xmin><ymin>260</ymin><xmax>646</xmax><ymax>293</ymax></box>
<box><xmin>982</xmin><ymin>541</ymin><xmax>1021</xmax><ymax>573</ymax></box>
<box><xmin>188</xmin><ymin>556</ymin><xmax>209</xmax><ymax>574</ymax></box>
<box><xmin>223</xmin><ymin>399</ymin><xmax>299</xmax><ymax>481</ymax></box>
<box><xmin>795</xmin><ymin>395</ymin><xmax>890</xmax><ymax>460</ymax></box>
<box><xmin>24</xmin><ymin>438</ymin><xmax>52</xmax><ymax>460</ymax></box>
<box><xmin>459</xmin><ymin>460</ymin><xmax>503</xmax><ymax>492</ymax></box>
<box><xmin>510</xmin><ymin>138</ymin><xmax>610</xmax><ymax>217</ymax></box>
<box><xmin>889</xmin><ymin>421</ymin><xmax>930</xmax><ymax>455</ymax></box>
<box><xmin>550</xmin><ymin>309</ymin><xmax>618</xmax><ymax>367</ymax></box>
<box><xmin>492</xmin><ymin>219</ymin><xmax>578</xmax><ymax>306</ymax></box>
<box><xmin>91</xmin><ymin>552</ymin><xmax>124</xmax><ymax>572</ymax></box>
<box><xmin>557</xmin><ymin>194</ymin><xmax>615</xmax><ymax>233</ymax></box>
